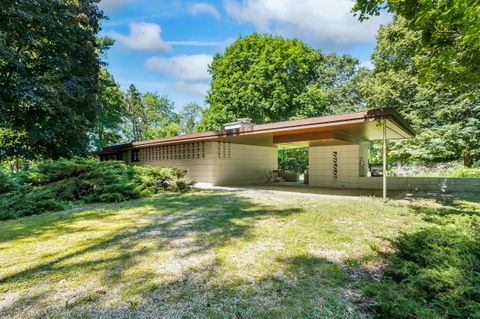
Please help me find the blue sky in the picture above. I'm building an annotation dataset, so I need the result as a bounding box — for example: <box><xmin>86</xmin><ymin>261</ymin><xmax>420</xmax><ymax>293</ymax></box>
<box><xmin>99</xmin><ymin>0</ymin><xmax>390</xmax><ymax>111</ymax></box>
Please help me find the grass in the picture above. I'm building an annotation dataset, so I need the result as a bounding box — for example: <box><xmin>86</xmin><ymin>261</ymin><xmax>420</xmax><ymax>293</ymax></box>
<box><xmin>0</xmin><ymin>190</ymin><xmax>478</xmax><ymax>318</ymax></box>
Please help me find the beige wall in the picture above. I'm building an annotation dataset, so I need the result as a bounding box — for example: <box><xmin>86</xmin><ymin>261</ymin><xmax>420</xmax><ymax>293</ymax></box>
<box><xmin>309</xmin><ymin>143</ymin><xmax>368</xmax><ymax>188</ymax></box>
<box><xmin>211</xmin><ymin>142</ymin><xmax>277</xmax><ymax>185</ymax></box>
<box><xmin>135</xmin><ymin>141</ymin><xmax>277</xmax><ymax>186</ymax></box>
<box><xmin>309</xmin><ymin>144</ymin><xmax>480</xmax><ymax>192</ymax></box>
<box><xmin>136</xmin><ymin>141</ymin><xmax>216</xmax><ymax>183</ymax></box>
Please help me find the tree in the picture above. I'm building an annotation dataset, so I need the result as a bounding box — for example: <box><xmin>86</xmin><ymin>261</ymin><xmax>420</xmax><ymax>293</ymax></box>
<box><xmin>353</xmin><ymin>0</ymin><xmax>480</xmax><ymax>90</ymax></box>
<box><xmin>141</xmin><ymin>92</ymin><xmax>180</xmax><ymax>139</ymax></box>
<box><xmin>199</xmin><ymin>33</ymin><xmax>328</xmax><ymax>130</ymax></box>
<box><xmin>199</xmin><ymin>33</ymin><xmax>368</xmax><ymax>131</ymax></box>
<box><xmin>360</xmin><ymin>17</ymin><xmax>480</xmax><ymax>166</ymax></box>
<box><xmin>318</xmin><ymin>53</ymin><xmax>370</xmax><ymax>114</ymax></box>
<box><xmin>89</xmin><ymin>67</ymin><xmax>125</xmax><ymax>150</ymax></box>
<box><xmin>122</xmin><ymin>88</ymin><xmax>181</xmax><ymax>141</ymax></box>
<box><xmin>0</xmin><ymin>0</ymin><xmax>104</xmax><ymax>160</ymax></box>
<box><xmin>123</xmin><ymin>85</ymin><xmax>144</xmax><ymax>141</ymax></box>
<box><xmin>179</xmin><ymin>103</ymin><xmax>204</xmax><ymax>135</ymax></box>
<box><xmin>89</xmin><ymin>36</ymin><xmax>125</xmax><ymax>150</ymax></box>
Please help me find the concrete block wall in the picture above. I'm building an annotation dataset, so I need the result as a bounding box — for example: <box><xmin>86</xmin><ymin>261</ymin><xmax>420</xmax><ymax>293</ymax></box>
<box><xmin>309</xmin><ymin>143</ymin><xmax>368</xmax><ymax>188</ymax></box>
<box><xmin>136</xmin><ymin>142</ymin><xmax>217</xmax><ymax>184</ymax></box>
<box><xmin>309</xmin><ymin>143</ymin><xmax>479</xmax><ymax>192</ymax></box>
<box><xmin>211</xmin><ymin>142</ymin><xmax>277</xmax><ymax>185</ymax></box>
<box><xmin>358</xmin><ymin>177</ymin><xmax>480</xmax><ymax>192</ymax></box>
<box><xmin>136</xmin><ymin>141</ymin><xmax>277</xmax><ymax>186</ymax></box>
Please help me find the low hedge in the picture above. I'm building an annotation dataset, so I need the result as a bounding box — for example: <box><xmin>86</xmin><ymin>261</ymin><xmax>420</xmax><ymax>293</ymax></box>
<box><xmin>365</xmin><ymin>214</ymin><xmax>480</xmax><ymax>318</ymax></box>
<box><xmin>0</xmin><ymin>157</ymin><xmax>194</xmax><ymax>220</ymax></box>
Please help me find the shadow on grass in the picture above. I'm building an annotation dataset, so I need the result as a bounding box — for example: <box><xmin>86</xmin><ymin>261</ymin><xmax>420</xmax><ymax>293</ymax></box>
<box><xmin>0</xmin><ymin>190</ymin><xmax>377</xmax><ymax>318</ymax></box>
<box><xmin>2</xmin><ymin>191</ymin><xmax>335</xmax><ymax>318</ymax></box>
<box><xmin>364</xmin><ymin>197</ymin><xmax>480</xmax><ymax>318</ymax></box>
<box><xmin>27</xmin><ymin>255</ymin><xmax>372</xmax><ymax>318</ymax></box>
<box><xmin>0</xmin><ymin>205</ymin><xmax>119</xmax><ymax>244</ymax></box>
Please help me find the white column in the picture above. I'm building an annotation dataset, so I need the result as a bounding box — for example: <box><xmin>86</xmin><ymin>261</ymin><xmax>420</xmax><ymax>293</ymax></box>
<box><xmin>383</xmin><ymin>119</ymin><xmax>387</xmax><ymax>202</ymax></box>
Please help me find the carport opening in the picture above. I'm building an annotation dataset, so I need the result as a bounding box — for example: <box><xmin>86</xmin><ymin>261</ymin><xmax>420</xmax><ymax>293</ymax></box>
<box><xmin>368</xmin><ymin>141</ymin><xmax>390</xmax><ymax>177</ymax></box>
<box><xmin>277</xmin><ymin>146</ymin><xmax>309</xmax><ymax>184</ymax></box>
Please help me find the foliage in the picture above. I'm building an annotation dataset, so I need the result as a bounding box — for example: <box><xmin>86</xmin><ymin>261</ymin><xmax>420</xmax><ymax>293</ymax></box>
<box><xmin>88</xmin><ymin>36</ymin><xmax>125</xmax><ymax>151</ymax></box>
<box><xmin>123</xmin><ymin>84</ymin><xmax>145</xmax><ymax>141</ymax></box>
<box><xmin>318</xmin><ymin>53</ymin><xmax>370</xmax><ymax>114</ymax></box>
<box><xmin>360</xmin><ymin>17</ymin><xmax>480</xmax><ymax>166</ymax></box>
<box><xmin>0</xmin><ymin>157</ymin><xmax>193</xmax><ymax>220</ymax></box>
<box><xmin>122</xmin><ymin>87</ymin><xmax>184</xmax><ymax>141</ymax></box>
<box><xmin>201</xmin><ymin>33</ymin><xmax>325</xmax><ymax>130</ymax></box>
<box><xmin>278</xmin><ymin>148</ymin><xmax>309</xmax><ymax>173</ymax></box>
<box><xmin>179</xmin><ymin>103</ymin><xmax>204</xmax><ymax>135</ymax></box>
<box><xmin>0</xmin><ymin>170</ymin><xmax>17</xmax><ymax>194</ymax></box>
<box><xmin>89</xmin><ymin>67</ymin><xmax>125</xmax><ymax>150</ymax></box>
<box><xmin>353</xmin><ymin>0</ymin><xmax>480</xmax><ymax>90</ymax></box>
<box><xmin>389</xmin><ymin>161</ymin><xmax>480</xmax><ymax>178</ymax></box>
<box><xmin>199</xmin><ymin>33</ymin><xmax>367</xmax><ymax>131</ymax></box>
<box><xmin>141</xmin><ymin>92</ymin><xmax>181</xmax><ymax>139</ymax></box>
<box><xmin>0</xmin><ymin>0</ymin><xmax>104</xmax><ymax>160</ymax></box>
<box><xmin>365</xmin><ymin>212</ymin><xmax>480</xmax><ymax>318</ymax></box>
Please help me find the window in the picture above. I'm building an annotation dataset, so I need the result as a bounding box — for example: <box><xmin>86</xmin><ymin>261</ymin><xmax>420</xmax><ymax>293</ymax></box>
<box><xmin>332</xmin><ymin>151</ymin><xmax>338</xmax><ymax>180</ymax></box>
<box><xmin>131</xmin><ymin>150</ymin><xmax>140</xmax><ymax>162</ymax></box>
<box><xmin>217</xmin><ymin>141</ymin><xmax>231</xmax><ymax>159</ymax></box>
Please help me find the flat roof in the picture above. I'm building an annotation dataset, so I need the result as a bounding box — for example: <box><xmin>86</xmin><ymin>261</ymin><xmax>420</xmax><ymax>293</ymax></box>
<box><xmin>98</xmin><ymin>108</ymin><xmax>415</xmax><ymax>153</ymax></box>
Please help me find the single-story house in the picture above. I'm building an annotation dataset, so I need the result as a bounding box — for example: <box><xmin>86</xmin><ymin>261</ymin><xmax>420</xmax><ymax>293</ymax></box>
<box><xmin>97</xmin><ymin>108</ymin><xmax>415</xmax><ymax>198</ymax></box>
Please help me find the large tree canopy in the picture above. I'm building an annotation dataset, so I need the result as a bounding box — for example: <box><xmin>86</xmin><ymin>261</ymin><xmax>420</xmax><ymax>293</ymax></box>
<box><xmin>199</xmin><ymin>33</ymin><xmax>327</xmax><ymax>130</ymax></box>
<box><xmin>0</xmin><ymin>0</ymin><xmax>104</xmax><ymax>160</ymax></box>
<box><xmin>360</xmin><ymin>17</ymin><xmax>480</xmax><ymax>166</ymax></box>
<box><xmin>199</xmin><ymin>33</ymin><xmax>367</xmax><ymax>131</ymax></box>
<box><xmin>353</xmin><ymin>0</ymin><xmax>480</xmax><ymax>90</ymax></box>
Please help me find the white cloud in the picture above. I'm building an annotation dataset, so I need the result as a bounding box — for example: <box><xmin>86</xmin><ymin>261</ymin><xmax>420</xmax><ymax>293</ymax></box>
<box><xmin>189</xmin><ymin>3</ymin><xmax>221</xmax><ymax>20</ymax></box>
<box><xmin>110</xmin><ymin>22</ymin><xmax>171</xmax><ymax>51</ymax></box>
<box><xmin>145</xmin><ymin>54</ymin><xmax>213</xmax><ymax>97</ymax></box>
<box><xmin>224</xmin><ymin>0</ymin><xmax>390</xmax><ymax>46</ymax></box>
<box><xmin>171</xmin><ymin>81</ymin><xmax>210</xmax><ymax>97</ymax></box>
<box><xmin>145</xmin><ymin>54</ymin><xmax>213</xmax><ymax>81</ymax></box>
<box><xmin>359</xmin><ymin>60</ymin><xmax>374</xmax><ymax>69</ymax></box>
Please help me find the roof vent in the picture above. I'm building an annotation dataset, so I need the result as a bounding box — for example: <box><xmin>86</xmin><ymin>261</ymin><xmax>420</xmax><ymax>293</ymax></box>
<box><xmin>224</xmin><ymin>118</ymin><xmax>253</xmax><ymax>130</ymax></box>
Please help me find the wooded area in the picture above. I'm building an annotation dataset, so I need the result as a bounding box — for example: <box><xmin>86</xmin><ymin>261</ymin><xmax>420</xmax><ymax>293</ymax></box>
<box><xmin>1</xmin><ymin>0</ymin><xmax>479</xmax><ymax>168</ymax></box>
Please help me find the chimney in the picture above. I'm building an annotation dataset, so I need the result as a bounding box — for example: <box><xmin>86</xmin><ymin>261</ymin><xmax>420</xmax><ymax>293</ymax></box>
<box><xmin>224</xmin><ymin>118</ymin><xmax>253</xmax><ymax>130</ymax></box>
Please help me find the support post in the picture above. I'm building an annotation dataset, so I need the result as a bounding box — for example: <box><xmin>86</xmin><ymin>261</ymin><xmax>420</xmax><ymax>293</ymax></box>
<box><xmin>382</xmin><ymin>119</ymin><xmax>387</xmax><ymax>202</ymax></box>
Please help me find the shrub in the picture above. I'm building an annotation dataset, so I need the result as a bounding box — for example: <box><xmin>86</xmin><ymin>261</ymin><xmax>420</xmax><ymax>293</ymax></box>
<box><xmin>0</xmin><ymin>157</ymin><xmax>194</xmax><ymax>220</ymax></box>
<box><xmin>173</xmin><ymin>180</ymin><xmax>196</xmax><ymax>192</ymax></box>
<box><xmin>390</xmin><ymin>161</ymin><xmax>480</xmax><ymax>178</ymax></box>
<box><xmin>365</xmin><ymin>215</ymin><xmax>480</xmax><ymax>318</ymax></box>
<box><xmin>0</xmin><ymin>170</ymin><xmax>17</xmax><ymax>194</ymax></box>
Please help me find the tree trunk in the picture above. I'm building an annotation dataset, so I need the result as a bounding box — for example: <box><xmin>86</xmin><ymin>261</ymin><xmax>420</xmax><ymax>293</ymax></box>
<box><xmin>464</xmin><ymin>151</ymin><xmax>473</xmax><ymax>167</ymax></box>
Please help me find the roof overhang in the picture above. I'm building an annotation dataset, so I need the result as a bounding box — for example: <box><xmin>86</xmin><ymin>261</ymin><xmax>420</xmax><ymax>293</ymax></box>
<box><xmin>97</xmin><ymin>108</ymin><xmax>415</xmax><ymax>153</ymax></box>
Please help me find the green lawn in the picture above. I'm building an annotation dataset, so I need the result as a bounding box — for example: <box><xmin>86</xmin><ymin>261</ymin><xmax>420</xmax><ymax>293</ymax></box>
<box><xmin>0</xmin><ymin>190</ymin><xmax>478</xmax><ymax>318</ymax></box>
